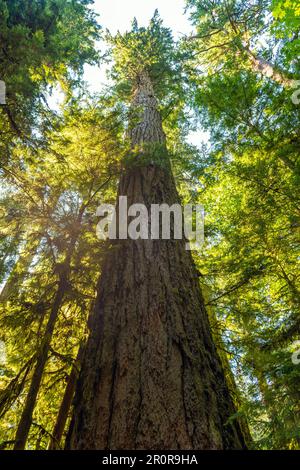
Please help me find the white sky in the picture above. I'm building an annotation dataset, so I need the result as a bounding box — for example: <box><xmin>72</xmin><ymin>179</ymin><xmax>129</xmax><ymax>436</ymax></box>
<box><xmin>83</xmin><ymin>0</ymin><xmax>193</xmax><ymax>92</ymax></box>
<box><xmin>93</xmin><ymin>0</ymin><xmax>191</xmax><ymax>36</ymax></box>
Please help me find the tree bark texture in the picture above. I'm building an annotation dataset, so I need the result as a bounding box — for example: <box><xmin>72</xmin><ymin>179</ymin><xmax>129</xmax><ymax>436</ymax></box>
<box><xmin>66</xmin><ymin>71</ymin><xmax>246</xmax><ymax>450</ymax></box>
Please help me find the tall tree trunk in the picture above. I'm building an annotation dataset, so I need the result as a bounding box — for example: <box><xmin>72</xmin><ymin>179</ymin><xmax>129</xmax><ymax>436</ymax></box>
<box><xmin>48</xmin><ymin>344</ymin><xmax>84</xmax><ymax>450</ymax></box>
<box><xmin>13</xmin><ymin>208</ymin><xmax>84</xmax><ymax>450</ymax></box>
<box><xmin>13</xmin><ymin>274</ymin><xmax>68</xmax><ymax>450</ymax></box>
<box><xmin>66</xmin><ymin>71</ymin><xmax>246</xmax><ymax>450</ymax></box>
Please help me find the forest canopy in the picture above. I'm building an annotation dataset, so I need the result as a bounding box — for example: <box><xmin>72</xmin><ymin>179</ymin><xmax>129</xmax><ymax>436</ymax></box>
<box><xmin>0</xmin><ymin>0</ymin><xmax>299</xmax><ymax>451</ymax></box>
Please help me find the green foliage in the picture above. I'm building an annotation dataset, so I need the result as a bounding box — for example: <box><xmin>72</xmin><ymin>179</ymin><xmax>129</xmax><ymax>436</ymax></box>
<box><xmin>271</xmin><ymin>0</ymin><xmax>300</xmax><ymax>61</ymax></box>
<box><xmin>108</xmin><ymin>11</ymin><xmax>178</xmax><ymax>98</ymax></box>
<box><xmin>0</xmin><ymin>0</ymin><xmax>101</xmax><ymax>157</ymax></box>
<box><xmin>123</xmin><ymin>143</ymin><xmax>169</xmax><ymax>169</ymax></box>
<box><xmin>0</xmin><ymin>2</ymin><xmax>299</xmax><ymax>450</ymax></box>
<box><xmin>185</xmin><ymin>0</ymin><xmax>300</xmax><ymax>449</ymax></box>
<box><xmin>0</xmin><ymin>97</ymin><xmax>124</xmax><ymax>449</ymax></box>
<box><xmin>184</xmin><ymin>0</ymin><xmax>299</xmax><ymax>78</ymax></box>
<box><xmin>106</xmin><ymin>10</ymin><xmax>191</xmax><ymax>138</ymax></box>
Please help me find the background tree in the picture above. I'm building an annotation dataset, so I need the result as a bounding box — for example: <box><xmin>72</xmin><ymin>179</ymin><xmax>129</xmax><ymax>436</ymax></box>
<box><xmin>0</xmin><ymin>0</ymin><xmax>100</xmax><ymax>163</ymax></box>
<box><xmin>0</xmin><ymin>98</ymin><xmax>124</xmax><ymax>449</ymax></box>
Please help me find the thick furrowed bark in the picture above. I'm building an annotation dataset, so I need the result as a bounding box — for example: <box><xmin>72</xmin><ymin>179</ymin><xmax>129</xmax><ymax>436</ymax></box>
<box><xmin>66</xmin><ymin>165</ymin><xmax>246</xmax><ymax>450</ymax></box>
<box><xmin>66</xmin><ymin>70</ymin><xmax>246</xmax><ymax>450</ymax></box>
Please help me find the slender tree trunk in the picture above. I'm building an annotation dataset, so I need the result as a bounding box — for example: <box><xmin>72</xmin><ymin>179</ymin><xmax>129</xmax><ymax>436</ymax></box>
<box><xmin>0</xmin><ymin>356</ymin><xmax>35</xmax><ymax>420</ymax></box>
<box><xmin>13</xmin><ymin>207</ymin><xmax>84</xmax><ymax>450</ymax></box>
<box><xmin>227</xmin><ymin>7</ymin><xmax>295</xmax><ymax>87</ymax></box>
<box><xmin>13</xmin><ymin>274</ymin><xmax>68</xmax><ymax>450</ymax></box>
<box><xmin>189</xmin><ymin>34</ymin><xmax>295</xmax><ymax>88</ymax></box>
<box><xmin>48</xmin><ymin>344</ymin><xmax>84</xmax><ymax>450</ymax></box>
<box><xmin>66</xmin><ymin>71</ymin><xmax>246</xmax><ymax>450</ymax></box>
<box><xmin>242</xmin><ymin>46</ymin><xmax>295</xmax><ymax>88</ymax></box>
